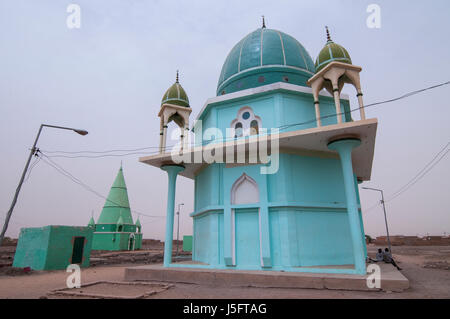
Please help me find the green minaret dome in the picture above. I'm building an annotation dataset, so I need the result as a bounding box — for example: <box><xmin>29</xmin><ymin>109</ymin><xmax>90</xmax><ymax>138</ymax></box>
<box><xmin>217</xmin><ymin>26</ymin><xmax>315</xmax><ymax>95</ymax></box>
<box><xmin>96</xmin><ymin>166</ymin><xmax>134</xmax><ymax>225</ymax></box>
<box><xmin>315</xmin><ymin>27</ymin><xmax>352</xmax><ymax>73</ymax></box>
<box><xmin>161</xmin><ymin>71</ymin><xmax>190</xmax><ymax>107</ymax></box>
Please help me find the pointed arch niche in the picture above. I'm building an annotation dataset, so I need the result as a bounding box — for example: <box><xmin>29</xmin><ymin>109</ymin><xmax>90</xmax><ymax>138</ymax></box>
<box><xmin>230</xmin><ymin>106</ymin><xmax>262</xmax><ymax>138</ymax></box>
<box><xmin>231</xmin><ymin>173</ymin><xmax>259</xmax><ymax>204</ymax></box>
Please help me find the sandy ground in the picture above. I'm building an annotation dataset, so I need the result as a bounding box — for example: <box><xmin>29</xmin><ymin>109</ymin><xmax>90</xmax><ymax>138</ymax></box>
<box><xmin>0</xmin><ymin>245</ymin><xmax>449</xmax><ymax>299</ymax></box>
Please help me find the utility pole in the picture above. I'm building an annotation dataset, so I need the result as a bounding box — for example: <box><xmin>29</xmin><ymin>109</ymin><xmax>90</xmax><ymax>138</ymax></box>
<box><xmin>362</xmin><ymin>186</ymin><xmax>392</xmax><ymax>255</ymax></box>
<box><xmin>176</xmin><ymin>203</ymin><xmax>184</xmax><ymax>257</ymax></box>
<box><xmin>0</xmin><ymin>124</ymin><xmax>88</xmax><ymax>246</ymax></box>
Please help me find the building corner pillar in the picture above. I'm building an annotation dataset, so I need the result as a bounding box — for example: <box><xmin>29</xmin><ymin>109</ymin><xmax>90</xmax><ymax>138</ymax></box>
<box><xmin>328</xmin><ymin>138</ymin><xmax>366</xmax><ymax>274</ymax></box>
<box><xmin>161</xmin><ymin>164</ymin><xmax>185</xmax><ymax>267</ymax></box>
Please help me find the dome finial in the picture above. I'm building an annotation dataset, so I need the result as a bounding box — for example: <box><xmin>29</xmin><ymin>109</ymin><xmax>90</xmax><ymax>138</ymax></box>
<box><xmin>262</xmin><ymin>15</ymin><xmax>266</xmax><ymax>29</ymax></box>
<box><xmin>325</xmin><ymin>26</ymin><xmax>332</xmax><ymax>42</ymax></box>
<box><xmin>176</xmin><ymin>70</ymin><xmax>179</xmax><ymax>83</ymax></box>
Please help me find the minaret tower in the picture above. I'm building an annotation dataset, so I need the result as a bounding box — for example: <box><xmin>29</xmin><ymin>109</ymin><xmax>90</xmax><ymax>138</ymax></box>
<box><xmin>307</xmin><ymin>26</ymin><xmax>366</xmax><ymax>127</ymax></box>
<box><xmin>158</xmin><ymin>71</ymin><xmax>192</xmax><ymax>153</ymax></box>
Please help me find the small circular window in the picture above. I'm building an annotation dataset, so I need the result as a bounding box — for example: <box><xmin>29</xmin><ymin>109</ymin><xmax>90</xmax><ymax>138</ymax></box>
<box><xmin>242</xmin><ymin>112</ymin><xmax>250</xmax><ymax>120</ymax></box>
<box><xmin>283</xmin><ymin>76</ymin><xmax>289</xmax><ymax>82</ymax></box>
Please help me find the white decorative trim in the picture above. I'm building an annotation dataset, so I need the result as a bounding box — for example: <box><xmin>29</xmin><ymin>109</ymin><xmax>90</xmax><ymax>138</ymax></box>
<box><xmin>230</xmin><ymin>106</ymin><xmax>262</xmax><ymax>138</ymax></box>
<box><xmin>259</xmin><ymin>207</ymin><xmax>263</xmax><ymax>267</ymax></box>
<box><xmin>129</xmin><ymin>233</ymin><xmax>136</xmax><ymax>250</ymax></box>
<box><xmin>276</xmin><ymin>30</ymin><xmax>286</xmax><ymax>65</ymax></box>
<box><xmin>260</xmin><ymin>28</ymin><xmax>264</xmax><ymax>66</ymax></box>
<box><xmin>231</xmin><ymin>173</ymin><xmax>259</xmax><ymax>204</ymax></box>
<box><xmin>231</xmin><ymin>208</ymin><xmax>236</xmax><ymax>266</ymax></box>
<box><xmin>93</xmin><ymin>232</ymin><xmax>136</xmax><ymax>234</ymax></box>
<box><xmin>197</xmin><ymin>82</ymin><xmax>349</xmax><ymax>122</ymax></box>
<box><xmin>238</xmin><ymin>34</ymin><xmax>251</xmax><ymax>73</ymax></box>
<box><xmin>217</xmin><ymin>64</ymin><xmax>314</xmax><ymax>93</ymax></box>
<box><xmin>230</xmin><ymin>174</ymin><xmax>261</xmax><ymax>267</ymax></box>
<box><xmin>296</xmin><ymin>38</ymin><xmax>309</xmax><ymax>72</ymax></box>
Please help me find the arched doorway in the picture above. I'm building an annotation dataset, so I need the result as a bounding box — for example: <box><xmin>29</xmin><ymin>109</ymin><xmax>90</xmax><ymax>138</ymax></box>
<box><xmin>128</xmin><ymin>234</ymin><xmax>135</xmax><ymax>251</ymax></box>
<box><xmin>231</xmin><ymin>174</ymin><xmax>260</xmax><ymax>267</ymax></box>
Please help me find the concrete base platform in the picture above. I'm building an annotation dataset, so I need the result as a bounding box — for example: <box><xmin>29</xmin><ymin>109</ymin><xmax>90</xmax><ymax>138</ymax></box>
<box><xmin>124</xmin><ymin>263</ymin><xmax>409</xmax><ymax>292</ymax></box>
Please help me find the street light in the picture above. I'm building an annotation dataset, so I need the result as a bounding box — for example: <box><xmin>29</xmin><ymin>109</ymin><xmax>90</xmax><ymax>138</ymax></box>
<box><xmin>176</xmin><ymin>203</ymin><xmax>184</xmax><ymax>257</ymax></box>
<box><xmin>0</xmin><ymin>124</ymin><xmax>88</xmax><ymax>246</ymax></box>
<box><xmin>362</xmin><ymin>186</ymin><xmax>392</xmax><ymax>254</ymax></box>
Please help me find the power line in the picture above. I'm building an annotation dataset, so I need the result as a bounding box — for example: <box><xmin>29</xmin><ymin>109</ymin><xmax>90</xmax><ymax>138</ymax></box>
<box><xmin>42</xmin><ymin>145</ymin><xmax>162</xmax><ymax>154</ymax></box>
<box><xmin>362</xmin><ymin>141</ymin><xmax>450</xmax><ymax>214</ymax></box>
<box><xmin>278</xmin><ymin>80</ymin><xmax>450</xmax><ymax>132</ymax></box>
<box><xmin>39</xmin><ymin>80</ymin><xmax>450</xmax><ymax>155</ymax></box>
<box><xmin>23</xmin><ymin>153</ymin><xmax>41</xmax><ymax>183</ymax></box>
<box><xmin>39</xmin><ymin>152</ymin><xmax>165</xmax><ymax>220</ymax></box>
<box><xmin>362</xmin><ymin>201</ymin><xmax>382</xmax><ymax>214</ymax></box>
<box><xmin>388</xmin><ymin>142</ymin><xmax>450</xmax><ymax>201</ymax></box>
<box><xmin>387</xmin><ymin>148</ymin><xmax>449</xmax><ymax>202</ymax></box>
<box><xmin>44</xmin><ymin>150</ymin><xmax>162</xmax><ymax>159</ymax></box>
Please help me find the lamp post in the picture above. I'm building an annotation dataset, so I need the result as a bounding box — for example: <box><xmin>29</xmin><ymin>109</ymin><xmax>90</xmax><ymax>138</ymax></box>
<box><xmin>0</xmin><ymin>124</ymin><xmax>88</xmax><ymax>246</ymax></box>
<box><xmin>362</xmin><ymin>186</ymin><xmax>392</xmax><ymax>254</ymax></box>
<box><xmin>176</xmin><ymin>203</ymin><xmax>184</xmax><ymax>257</ymax></box>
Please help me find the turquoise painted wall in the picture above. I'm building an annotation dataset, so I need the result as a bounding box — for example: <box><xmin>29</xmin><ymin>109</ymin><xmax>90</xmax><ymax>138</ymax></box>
<box><xmin>13</xmin><ymin>226</ymin><xmax>93</xmax><ymax>270</ymax></box>
<box><xmin>197</xmin><ymin>89</ymin><xmax>353</xmax><ymax>143</ymax></box>
<box><xmin>12</xmin><ymin>227</ymin><xmax>50</xmax><ymax>270</ymax></box>
<box><xmin>189</xmin><ymin>85</ymin><xmax>365</xmax><ymax>272</ymax></box>
<box><xmin>235</xmin><ymin>208</ymin><xmax>260</xmax><ymax>267</ymax></box>
<box><xmin>192</xmin><ymin>153</ymin><xmax>365</xmax><ymax>269</ymax></box>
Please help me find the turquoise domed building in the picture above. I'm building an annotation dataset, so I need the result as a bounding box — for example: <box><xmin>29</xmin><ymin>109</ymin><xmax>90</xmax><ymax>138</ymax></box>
<box><xmin>140</xmin><ymin>23</ymin><xmax>377</xmax><ymax>275</ymax></box>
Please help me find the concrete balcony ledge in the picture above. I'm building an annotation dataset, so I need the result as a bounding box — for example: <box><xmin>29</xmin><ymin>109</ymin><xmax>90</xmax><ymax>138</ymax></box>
<box><xmin>140</xmin><ymin>118</ymin><xmax>378</xmax><ymax>181</ymax></box>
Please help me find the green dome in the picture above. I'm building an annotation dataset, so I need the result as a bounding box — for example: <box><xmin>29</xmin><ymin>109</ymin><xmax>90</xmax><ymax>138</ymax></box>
<box><xmin>161</xmin><ymin>73</ymin><xmax>190</xmax><ymax>107</ymax></box>
<box><xmin>315</xmin><ymin>29</ymin><xmax>352</xmax><ymax>73</ymax></box>
<box><xmin>217</xmin><ymin>27</ymin><xmax>315</xmax><ymax>96</ymax></box>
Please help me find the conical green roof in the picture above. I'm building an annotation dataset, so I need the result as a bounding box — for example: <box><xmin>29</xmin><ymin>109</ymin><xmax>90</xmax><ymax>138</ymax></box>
<box><xmin>88</xmin><ymin>216</ymin><xmax>95</xmax><ymax>227</ymax></box>
<box><xmin>97</xmin><ymin>166</ymin><xmax>134</xmax><ymax>225</ymax></box>
<box><xmin>135</xmin><ymin>218</ymin><xmax>141</xmax><ymax>227</ymax></box>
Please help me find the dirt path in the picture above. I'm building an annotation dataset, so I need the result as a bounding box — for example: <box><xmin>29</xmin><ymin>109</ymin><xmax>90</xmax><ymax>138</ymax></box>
<box><xmin>0</xmin><ymin>261</ymin><xmax>448</xmax><ymax>299</ymax></box>
<box><xmin>0</xmin><ymin>264</ymin><xmax>127</xmax><ymax>299</ymax></box>
<box><xmin>1</xmin><ymin>245</ymin><xmax>449</xmax><ymax>299</ymax></box>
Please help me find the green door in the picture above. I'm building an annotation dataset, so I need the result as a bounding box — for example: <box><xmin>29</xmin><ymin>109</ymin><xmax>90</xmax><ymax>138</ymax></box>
<box><xmin>71</xmin><ymin>237</ymin><xmax>85</xmax><ymax>264</ymax></box>
<box><xmin>128</xmin><ymin>236</ymin><xmax>134</xmax><ymax>250</ymax></box>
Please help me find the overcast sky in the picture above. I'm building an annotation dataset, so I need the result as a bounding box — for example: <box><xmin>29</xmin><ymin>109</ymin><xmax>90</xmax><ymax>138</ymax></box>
<box><xmin>0</xmin><ymin>0</ymin><xmax>449</xmax><ymax>240</ymax></box>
